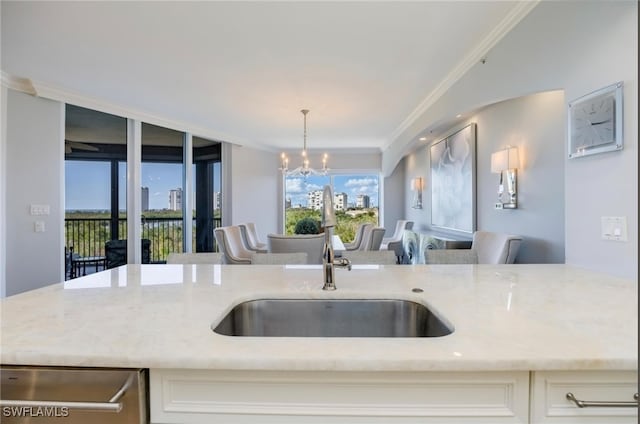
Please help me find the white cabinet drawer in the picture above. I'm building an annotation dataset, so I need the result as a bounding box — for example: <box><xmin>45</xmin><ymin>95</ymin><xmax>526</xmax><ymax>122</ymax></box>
<box><xmin>531</xmin><ymin>370</ymin><xmax>638</xmax><ymax>424</ymax></box>
<box><xmin>150</xmin><ymin>369</ymin><xmax>529</xmax><ymax>424</ymax></box>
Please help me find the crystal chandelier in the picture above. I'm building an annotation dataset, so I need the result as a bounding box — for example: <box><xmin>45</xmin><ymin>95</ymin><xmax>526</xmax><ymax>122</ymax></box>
<box><xmin>279</xmin><ymin>109</ymin><xmax>328</xmax><ymax>177</ymax></box>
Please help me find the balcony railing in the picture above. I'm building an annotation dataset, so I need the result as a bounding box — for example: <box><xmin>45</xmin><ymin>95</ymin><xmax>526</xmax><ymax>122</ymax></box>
<box><xmin>65</xmin><ymin>217</ymin><xmax>222</xmax><ymax>264</ymax></box>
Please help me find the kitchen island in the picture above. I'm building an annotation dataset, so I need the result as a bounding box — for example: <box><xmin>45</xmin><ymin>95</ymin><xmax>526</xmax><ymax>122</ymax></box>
<box><xmin>1</xmin><ymin>264</ymin><xmax>637</xmax><ymax>423</ymax></box>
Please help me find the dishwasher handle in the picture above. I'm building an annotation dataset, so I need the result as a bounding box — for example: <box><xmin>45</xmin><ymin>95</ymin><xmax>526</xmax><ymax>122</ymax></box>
<box><xmin>0</xmin><ymin>373</ymin><xmax>134</xmax><ymax>413</ymax></box>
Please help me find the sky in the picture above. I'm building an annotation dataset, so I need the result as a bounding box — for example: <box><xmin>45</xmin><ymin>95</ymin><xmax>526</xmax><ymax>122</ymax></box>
<box><xmin>66</xmin><ymin>160</ymin><xmax>376</xmax><ymax>211</ymax></box>
<box><xmin>285</xmin><ymin>174</ymin><xmax>379</xmax><ymax>208</ymax></box>
<box><xmin>65</xmin><ymin>161</ymin><xmax>221</xmax><ymax>211</ymax></box>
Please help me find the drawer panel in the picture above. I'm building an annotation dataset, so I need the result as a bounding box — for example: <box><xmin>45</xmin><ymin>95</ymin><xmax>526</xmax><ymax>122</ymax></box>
<box><xmin>151</xmin><ymin>370</ymin><xmax>529</xmax><ymax>424</ymax></box>
<box><xmin>531</xmin><ymin>370</ymin><xmax>638</xmax><ymax>424</ymax></box>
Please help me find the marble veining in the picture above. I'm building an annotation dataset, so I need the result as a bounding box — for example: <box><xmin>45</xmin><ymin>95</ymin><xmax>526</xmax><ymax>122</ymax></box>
<box><xmin>0</xmin><ymin>264</ymin><xmax>636</xmax><ymax>372</ymax></box>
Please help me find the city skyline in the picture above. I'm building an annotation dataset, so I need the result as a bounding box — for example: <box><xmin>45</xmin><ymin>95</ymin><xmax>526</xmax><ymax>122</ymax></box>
<box><xmin>285</xmin><ymin>174</ymin><xmax>379</xmax><ymax>209</ymax></box>
<box><xmin>65</xmin><ymin>161</ymin><xmax>221</xmax><ymax>211</ymax></box>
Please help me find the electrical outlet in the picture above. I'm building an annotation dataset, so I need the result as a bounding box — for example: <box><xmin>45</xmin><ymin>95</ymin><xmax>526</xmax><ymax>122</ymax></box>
<box><xmin>34</xmin><ymin>221</ymin><xmax>46</xmax><ymax>233</ymax></box>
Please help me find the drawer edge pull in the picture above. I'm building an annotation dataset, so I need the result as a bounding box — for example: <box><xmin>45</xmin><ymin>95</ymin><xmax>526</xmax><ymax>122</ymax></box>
<box><xmin>0</xmin><ymin>373</ymin><xmax>134</xmax><ymax>413</ymax></box>
<box><xmin>566</xmin><ymin>392</ymin><xmax>640</xmax><ymax>408</ymax></box>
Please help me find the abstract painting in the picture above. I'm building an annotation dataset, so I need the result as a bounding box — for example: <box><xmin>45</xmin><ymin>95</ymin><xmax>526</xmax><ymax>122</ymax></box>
<box><xmin>430</xmin><ymin>123</ymin><xmax>476</xmax><ymax>234</ymax></box>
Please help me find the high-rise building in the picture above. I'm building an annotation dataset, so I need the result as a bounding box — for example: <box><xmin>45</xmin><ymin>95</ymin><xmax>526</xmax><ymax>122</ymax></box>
<box><xmin>334</xmin><ymin>192</ymin><xmax>347</xmax><ymax>211</ymax></box>
<box><xmin>169</xmin><ymin>188</ymin><xmax>182</xmax><ymax>211</ymax></box>
<box><xmin>307</xmin><ymin>190</ymin><xmax>323</xmax><ymax>210</ymax></box>
<box><xmin>141</xmin><ymin>186</ymin><xmax>149</xmax><ymax>211</ymax></box>
<box><xmin>213</xmin><ymin>191</ymin><xmax>222</xmax><ymax>211</ymax></box>
<box><xmin>356</xmin><ymin>194</ymin><xmax>370</xmax><ymax>209</ymax></box>
<box><xmin>285</xmin><ymin>198</ymin><xmax>292</xmax><ymax>209</ymax></box>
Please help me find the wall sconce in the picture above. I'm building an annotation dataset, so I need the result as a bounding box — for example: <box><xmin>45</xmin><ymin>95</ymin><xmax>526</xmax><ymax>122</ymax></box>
<box><xmin>411</xmin><ymin>177</ymin><xmax>424</xmax><ymax>209</ymax></box>
<box><xmin>491</xmin><ymin>146</ymin><xmax>519</xmax><ymax>209</ymax></box>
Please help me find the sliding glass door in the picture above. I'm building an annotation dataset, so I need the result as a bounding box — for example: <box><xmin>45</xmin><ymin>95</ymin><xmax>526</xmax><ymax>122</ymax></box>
<box><xmin>64</xmin><ymin>104</ymin><xmax>222</xmax><ymax>277</ymax></box>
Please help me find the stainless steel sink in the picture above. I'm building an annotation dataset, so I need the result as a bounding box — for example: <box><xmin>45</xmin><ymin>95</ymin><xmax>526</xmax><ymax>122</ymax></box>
<box><xmin>212</xmin><ymin>299</ymin><xmax>453</xmax><ymax>337</ymax></box>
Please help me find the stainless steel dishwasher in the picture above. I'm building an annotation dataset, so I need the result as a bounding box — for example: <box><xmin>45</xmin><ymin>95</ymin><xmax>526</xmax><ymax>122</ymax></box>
<box><xmin>0</xmin><ymin>366</ymin><xmax>148</xmax><ymax>423</ymax></box>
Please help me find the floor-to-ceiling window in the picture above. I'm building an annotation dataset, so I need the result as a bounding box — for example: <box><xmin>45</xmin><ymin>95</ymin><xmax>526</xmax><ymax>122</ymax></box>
<box><xmin>193</xmin><ymin>137</ymin><xmax>222</xmax><ymax>252</ymax></box>
<box><xmin>284</xmin><ymin>173</ymin><xmax>380</xmax><ymax>242</ymax></box>
<box><xmin>65</xmin><ymin>105</ymin><xmax>222</xmax><ymax>277</ymax></box>
<box><xmin>64</xmin><ymin>105</ymin><xmax>127</xmax><ymax>278</ymax></box>
<box><xmin>141</xmin><ymin>123</ymin><xmax>185</xmax><ymax>262</ymax></box>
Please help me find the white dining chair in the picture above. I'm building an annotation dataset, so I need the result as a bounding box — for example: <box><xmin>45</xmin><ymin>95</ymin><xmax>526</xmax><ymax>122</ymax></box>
<box><xmin>238</xmin><ymin>223</ymin><xmax>268</xmax><ymax>253</ymax></box>
<box><xmin>214</xmin><ymin>226</ymin><xmax>253</xmax><ymax>264</ymax></box>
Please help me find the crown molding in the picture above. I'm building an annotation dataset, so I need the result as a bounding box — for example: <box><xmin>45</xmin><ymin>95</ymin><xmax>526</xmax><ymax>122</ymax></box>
<box><xmin>2</xmin><ymin>70</ymin><xmax>246</xmax><ymax>147</ymax></box>
<box><xmin>31</xmin><ymin>79</ymin><xmax>245</xmax><ymax>146</ymax></box>
<box><xmin>384</xmin><ymin>0</ymin><xmax>540</xmax><ymax>151</ymax></box>
<box><xmin>1</xmin><ymin>71</ymin><xmax>37</xmax><ymax>95</ymax></box>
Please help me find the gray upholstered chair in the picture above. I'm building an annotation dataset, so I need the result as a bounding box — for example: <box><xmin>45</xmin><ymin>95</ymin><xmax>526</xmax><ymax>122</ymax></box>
<box><xmin>341</xmin><ymin>250</ymin><xmax>397</xmax><ymax>265</ymax></box>
<box><xmin>250</xmin><ymin>252</ymin><xmax>308</xmax><ymax>265</ymax></box>
<box><xmin>424</xmin><ymin>231</ymin><xmax>522</xmax><ymax>264</ymax></box>
<box><xmin>471</xmin><ymin>231</ymin><xmax>523</xmax><ymax>264</ymax></box>
<box><xmin>166</xmin><ymin>252</ymin><xmax>224</xmax><ymax>264</ymax></box>
<box><xmin>359</xmin><ymin>227</ymin><xmax>386</xmax><ymax>251</ymax></box>
<box><xmin>238</xmin><ymin>223</ymin><xmax>268</xmax><ymax>253</ymax></box>
<box><xmin>380</xmin><ymin>220</ymin><xmax>414</xmax><ymax>263</ymax></box>
<box><xmin>267</xmin><ymin>233</ymin><xmax>325</xmax><ymax>264</ymax></box>
<box><xmin>343</xmin><ymin>223</ymin><xmax>372</xmax><ymax>251</ymax></box>
<box><xmin>424</xmin><ymin>249</ymin><xmax>478</xmax><ymax>264</ymax></box>
<box><xmin>214</xmin><ymin>226</ymin><xmax>253</xmax><ymax>264</ymax></box>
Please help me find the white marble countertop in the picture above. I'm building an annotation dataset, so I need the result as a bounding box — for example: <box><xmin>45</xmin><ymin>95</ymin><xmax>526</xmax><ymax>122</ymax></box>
<box><xmin>0</xmin><ymin>264</ymin><xmax>636</xmax><ymax>372</ymax></box>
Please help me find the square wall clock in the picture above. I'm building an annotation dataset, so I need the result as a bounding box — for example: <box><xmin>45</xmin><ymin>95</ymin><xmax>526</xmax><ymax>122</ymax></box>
<box><xmin>568</xmin><ymin>81</ymin><xmax>623</xmax><ymax>159</ymax></box>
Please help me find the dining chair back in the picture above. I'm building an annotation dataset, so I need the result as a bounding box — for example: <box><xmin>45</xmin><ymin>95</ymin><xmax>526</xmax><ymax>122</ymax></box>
<box><xmin>238</xmin><ymin>223</ymin><xmax>268</xmax><ymax>252</ymax></box>
<box><xmin>250</xmin><ymin>252</ymin><xmax>308</xmax><ymax>265</ymax></box>
<box><xmin>359</xmin><ymin>227</ymin><xmax>386</xmax><ymax>251</ymax></box>
<box><xmin>166</xmin><ymin>252</ymin><xmax>224</xmax><ymax>264</ymax></box>
<box><xmin>105</xmin><ymin>239</ymin><xmax>151</xmax><ymax>269</ymax></box>
<box><xmin>267</xmin><ymin>233</ymin><xmax>325</xmax><ymax>264</ymax></box>
<box><xmin>343</xmin><ymin>223</ymin><xmax>372</xmax><ymax>251</ymax></box>
<box><xmin>472</xmin><ymin>231</ymin><xmax>523</xmax><ymax>264</ymax></box>
<box><xmin>424</xmin><ymin>249</ymin><xmax>479</xmax><ymax>264</ymax></box>
<box><xmin>341</xmin><ymin>250</ymin><xmax>397</xmax><ymax>265</ymax></box>
<box><xmin>214</xmin><ymin>226</ymin><xmax>253</xmax><ymax>264</ymax></box>
<box><xmin>380</xmin><ymin>220</ymin><xmax>414</xmax><ymax>262</ymax></box>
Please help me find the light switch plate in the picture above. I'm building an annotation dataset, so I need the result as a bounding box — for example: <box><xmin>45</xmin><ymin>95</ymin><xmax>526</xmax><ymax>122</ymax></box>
<box><xmin>30</xmin><ymin>204</ymin><xmax>50</xmax><ymax>216</ymax></box>
<box><xmin>601</xmin><ymin>216</ymin><xmax>627</xmax><ymax>241</ymax></box>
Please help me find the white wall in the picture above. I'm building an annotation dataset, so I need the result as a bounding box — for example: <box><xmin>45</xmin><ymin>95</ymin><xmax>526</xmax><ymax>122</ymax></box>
<box><xmin>1</xmin><ymin>85</ymin><xmax>7</xmax><ymax>297</ymax></box>
<box><xmin>404</xmin><ymin>91</ymin><xmax>565</xmax><ymax>263</ymax></box>
<box><xmin>5</xmin><ymin>89</ymin><xmax>64</xmax><ymax>295</ymax></box>
<box><xmin>384</xmin><ymin>1</ymin><xmax>637</xmax><ymax>278</ymax></box>
<box><xmin>229</xmin><ymin>145</ymin><xmax>280</xmax><ymax>241</ymax></box>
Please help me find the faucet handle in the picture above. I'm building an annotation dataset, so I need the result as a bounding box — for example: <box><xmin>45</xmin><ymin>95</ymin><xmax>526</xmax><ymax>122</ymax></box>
<box><xmin>335</xmin><ymin>257</ymin><xmax>352</xmax><ymax>271</ymax></box>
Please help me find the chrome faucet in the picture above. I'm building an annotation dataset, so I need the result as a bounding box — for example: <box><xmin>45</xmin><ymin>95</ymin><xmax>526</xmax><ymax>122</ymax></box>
<box><xmin>321</xmin><ymin>185</ymin><xmax>351</xmax><ymax>290</ymax></box>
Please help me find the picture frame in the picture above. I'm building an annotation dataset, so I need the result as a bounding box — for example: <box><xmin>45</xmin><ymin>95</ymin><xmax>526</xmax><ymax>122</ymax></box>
<box><xmin>430</xmin><ymin>123</ymin><xmax>476</xmax><ymax>234</ymax></box>
<box><xmin>568</xmin><ymin>81</ymin><xmax>623</xmax><ymax>159</ymax></box>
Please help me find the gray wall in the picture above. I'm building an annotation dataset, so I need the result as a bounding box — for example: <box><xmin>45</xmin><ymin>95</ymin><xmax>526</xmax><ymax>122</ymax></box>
<box><xmin>382</xmin><ymin>159</ymin><xmax>405</xmax><ymax>237</ymax></box>
<box><xmin>404</xmin><ymin>91</ymin><xmax>565</xmax><ymax>263</ymax></box>
<box><xmin>384</xmin><ymin>1</ymin><xmax>637</xmax><ymax>278</ymax></box>
<box><xmin>5</xmin><ymin>89</ymin><xmax>64</xmax><ymax>295</ymax></box>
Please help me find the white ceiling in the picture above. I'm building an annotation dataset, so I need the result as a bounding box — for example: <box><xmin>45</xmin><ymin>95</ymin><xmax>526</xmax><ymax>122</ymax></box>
<box><xmin>2</xmin><ymin>1</ymin><xmax>528</xmax><ymax>152</ymax></box>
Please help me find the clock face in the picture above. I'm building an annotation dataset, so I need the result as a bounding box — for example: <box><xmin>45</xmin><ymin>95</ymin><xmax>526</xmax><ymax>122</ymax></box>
<box><xmin>571</xmin><ymin>92</ymin><xmax>616</xmax><ymax>150</ymax></box>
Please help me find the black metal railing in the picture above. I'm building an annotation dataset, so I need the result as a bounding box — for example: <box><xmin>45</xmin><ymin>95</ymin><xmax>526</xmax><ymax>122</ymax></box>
<box><xmin>65</xmin><ymin>217</ymin><xmax>222</xmax><ymax>265</ymax></box>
